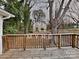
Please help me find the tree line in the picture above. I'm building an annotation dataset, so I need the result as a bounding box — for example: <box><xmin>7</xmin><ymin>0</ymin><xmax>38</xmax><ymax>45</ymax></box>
<box><xmin>0</xmin><ymin>0</ymin><xmax>79</xmax><ymax>34</ymax></box>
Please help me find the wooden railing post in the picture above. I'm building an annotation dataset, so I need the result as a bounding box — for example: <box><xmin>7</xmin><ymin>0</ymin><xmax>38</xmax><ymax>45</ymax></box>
<box><xmin>72</xmin><ymin>34</ymin><xmax>76</xmax><ymax>48</ymax></box>
<box><xmin>6</xmin><ymin>35</ymin><xmax>9</xmax><ymax>51</ymax></box>
<box><xmin>3</xmin><ymin>35</ymin><xmax>9</xmax><ymax>53</ymax></box>
<box><xmin>43</xmin><ymin>35</ymin><xmax>46</xmax><ymax>50</ymax></box>
<box><xmin>2</xmin><ymin>35</ymin><xmax>7</xmax><ymax>53</ymax></box>
<box><xmin>23</xmin><ymin>35</ymin><xmax>26</xmax><ymax>51</ymax></box>
<box><xmin>57</xmin><ymin>35</ymin><xmax>61</xmax><ymax>48</ymax></box>
<box><xmin>76</xmin><ymin>35</ymin><xmax>78</xmax><ymax>48</ymax></box>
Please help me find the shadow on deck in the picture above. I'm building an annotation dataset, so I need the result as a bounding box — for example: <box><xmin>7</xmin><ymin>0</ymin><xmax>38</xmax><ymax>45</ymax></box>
<box><xmin>0</xmin><ymin>47</ymin><xmax>79</xmax><ymax>59</ymax></box>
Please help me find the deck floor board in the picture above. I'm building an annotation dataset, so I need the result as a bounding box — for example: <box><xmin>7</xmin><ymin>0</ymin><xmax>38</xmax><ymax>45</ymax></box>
<box><xmin>0</xmin><ymin>47</ymin><xmax>79</xmax><ymax>59</ymax></box>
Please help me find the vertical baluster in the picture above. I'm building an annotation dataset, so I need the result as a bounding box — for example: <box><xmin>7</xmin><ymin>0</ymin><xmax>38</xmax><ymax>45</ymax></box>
<box><xmin>40</xmin><ymin>35</ymin><xmax>41</xmax><ymax>48</ymax></box>
<box><xmin>36</xmin><ymin>35</ymin><xmax>37</xmax><ymax>48</ymax></box>
<box><xmin>19</xmin><ymin>35</ymin><xmax>20</xmax><ymax>48</ymax></box>
<box><xmin>16</xmin><ymin>35</ymin><xmax>18</xmax><ymax>48</ymax></box>
<box><xmin>42</xmin><ymin>35</ymin><xmax>44</xmax><ymax>48</ymax></box>
<box><xmin>63</xmin><ymin>35</ymin><xmax>65</xmax><ymax>47</ymax></box>
<box><xmin>38</xmin><ymin>35</ymin><xmax>39</xmax><ymax>48</ymax></box>
<box><xmin>17</xmin><ymin>35</ymin><xmax>18</xmax><ymax>48</ymax></box>
<box><xmin>4</xmin><ymin>35</ymin><xmax>9</xmax><ymax>52</ymax></box>
<box><xmin>21</xmin><ymin>35</ymin><xmax>22</xmax><ymax>48</ymax></box>
<box><xmin>48</xmin><ymin>35</ymin><xmax>50</xmax><ymax>48</ymax></box>
<box><xmin>45</xmin><ymin>35</ymin><xmax>47</xmax><ymax>48</ymax></box>
<box><xmin>48</xmin><ymin>35</ymin><xmax>51</xmax><ymax>47</ymax></box>
<box><xmin>14</xmin><ymin>35</ymin><xmax>15</xmax><ymax>49</ymax></box>
<box><xmin>50</xmin><ymin>35</ymin><xmax>52</xmax><ymax>47</ymax></box>
<box><xmin>33</xmin><ymin>35</ymin><xmax>34</xmax><ymax>48</ymax></box>
<box><xmin>37</xmin><ymin>35</ymin><xmax>38</xmax><ymax>48</ymax></box>
<box><xmin>69</xmin><ymin>35</ymin><xmax>71</xmax><ymax>46</ymax></box>
<box><xmin>57</xmin><ymin>35</ymin><xmax>61</xmax><ymax>48</ymax></box>
<box><xmin>8</xmin><ymin>35</ymin><xmax>11</xmax><ymax>49</ymax></box>
<box><xmin>25</xmin><ymin>35</ymin><xmax>27</xmax><ymax>48</ymax></box>
<box><xmin>66</xmin><ymin>35</ymin><xmax>67</xmax><ymax>46</ymax></box>
<box><xmin>2</xmin><ymin>36</ymin><xmax>5</xmax><ymax>52</ymax></box>
<box><xmin>15</xmin><ymin>35</ymin><xmax>16</xmax><ymax>49</ymax></box>
<box><xmin>37</xmin><ymin>35</ymin><xmax>39</xmax><ymax>48</ymax></box>
<box><xmin>41</xmin><ymin>35</ymin><xmax>43</xmax><ymax>48</ymax></box>
<box><xmin>46</xmin><ymin>35</ymin><xmax>47</xmax><ymax>48</ymax></box>
<box><xmin>31</xmin><ymin>35</ymin><xmax>32</xmax><ymax>48</ymax></box>
<box><xmin>45</xmin><ymin>35</ymin><xmax>46</xmax><ymax>48</ymax></box>
<box><xmin>39</xmin><ymin>35</ymin><xmax>41</xmax><ymax>48</ymax></box>
<box><xmin>29</xmin><ymin>35</ymin><xmax>32</xmax><ymax>48</ymax></box>
<box><xmin>16</xmin><ymin>35</ymin><xmax>20</xmax><ymax>48</ymax></box>
<box><xmin>42</xmin><ymin>35</ymin><xmax>43</xmax><ymax>48</ymax></box>
<box><xmin>46</xmin><ymin>35</ymin><xmax>49</xmax><ymax>48</ymax></box>
<box><xmin>75</xmin><ymin>34</ymin><xmax>78</xmax><ymax>48</ymax></box>
<box><xmin>30</xmin><ymin>35</ymin><xmax>31</xmax><ymax>48</ymax></box>
<box><xmin>10</xmin><ymin>36</ymin><xmax>12</xmax><ymax>49</ymax></box>
<box><xmin>65</xmin><ymin>35</ymin><xmax>67</xmax><ymax>46</ymax></box>
<box><xmin>27</xmin><ymin>35</ymin><xmax>28</xmax><ymax>48</ymax></box>
<box><xmin>32</xmin><ymin>35</ymin><xmax>34</xmax><ymax>48</ymax></box>
<box><xmin>23</xmin><ymin>35</ymin><xmax>26</xmax><ymax>51</ymax></box>
<box><xmin>13</xmin><ymin>35</ymin><xmax>14</xmax><ymax>49</ymax></box>
<box><xmin>15</xmin><ymin>35</ymin><xmax>16</xmax><ymax>48</ymax></box>
<box><xmin>5</xmin><ymin>35</ymin><xmax>8</xmax><ymax>51</ymax></box>
<box><xmin>43</xmin><ymin>35</ymin><xmax>46</xmax><ymax>50</ymax></box>
<box><xmin>34</xmin><ymin>35</ymin><xmax>36</xmax><ymax>48</ymax></box>
<box><xmin>14</xmin><ymin>35</ymin><xmax>16</xmax><ymax>48</ymax></box>
<box><xmin>22</xmin><ymin>35</ymin><xmax>23</xmax><ymax>48</ymax></box>
<box><xmin>72</xmin><ymin>34</ymin><xmax>76</xmax><ymax>48</ymax></box>
<box><xmin>77</xmin><ymin>35</ymin><xmax>79</xmax><ymax>48</ymax></box>
<box><xmin>28</xmin><ymin>35</ymin><xmax>30</xmax><ymax>48</ymax></box>
<box><xmin>6</xmin><ymin>35</ymin><xmax>9</xmax><ymax>49</ymax></box>
<box><xmin>61</xmin><ymin>35</ymin><xmax>63</xmax><ymax>47</ymax></box>
<box><xmin>68</xmin><ymin>35</ymin><xmax>70</xmax><ymax>46</ymax></box>
<box><xmin>70</xmin><ymin>34</ymin><xmax>72</xmax><ymax>46</ymax></box>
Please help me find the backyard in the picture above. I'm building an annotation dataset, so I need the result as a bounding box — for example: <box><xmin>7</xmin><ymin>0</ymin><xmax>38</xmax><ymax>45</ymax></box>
<box><xmin>0</xmin><ymin>0</ymin><xmax>79</xmax><ymax>59</ymax></box>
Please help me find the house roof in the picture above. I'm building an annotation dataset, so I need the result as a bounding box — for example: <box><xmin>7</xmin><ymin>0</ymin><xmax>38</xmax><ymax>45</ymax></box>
<box><xmin>0</xmin><ymin>8</ymin><xmax>15</xmax><ymax>19</ymax></box>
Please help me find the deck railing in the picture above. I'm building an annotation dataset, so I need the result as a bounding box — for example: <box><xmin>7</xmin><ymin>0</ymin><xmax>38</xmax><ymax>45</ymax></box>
<box><xmin>2</xmin><ymin>33</ymin><xmax>79</xmax><ymax>52</ymax></box>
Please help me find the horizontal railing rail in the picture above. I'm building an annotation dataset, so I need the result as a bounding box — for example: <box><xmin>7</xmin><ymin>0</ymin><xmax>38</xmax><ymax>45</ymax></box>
<box><xmin>2</xmin><ymin>33</ymin><xmax>79</xmax><ymax>52</ymax></box>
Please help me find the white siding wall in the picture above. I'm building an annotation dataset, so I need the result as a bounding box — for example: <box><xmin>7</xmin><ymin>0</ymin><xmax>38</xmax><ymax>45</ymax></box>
<box><xmin>0</xmin><ymin>17</ymin><xmax>3</xmax><ymax>54</ymax></box>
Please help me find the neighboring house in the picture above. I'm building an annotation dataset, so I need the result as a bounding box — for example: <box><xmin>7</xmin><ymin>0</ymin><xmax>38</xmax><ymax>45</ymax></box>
<box><xmin>30</xmin><ymin>0</ymin><xmax>49</xmax><ymax>32</ymax></box>
<box><xmin>0</xmin><ymin>8</ymin><xmax>15</xmax><ymax>54</ymax></box>
<box><xmin>33</xmin><ymin>21</ymin><xmax>47</xmax><ymax>32</ymax></box>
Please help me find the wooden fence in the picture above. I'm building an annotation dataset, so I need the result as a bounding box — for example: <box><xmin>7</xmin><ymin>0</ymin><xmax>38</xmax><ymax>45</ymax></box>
<box><xmin>2</xmin><ymin>33</ymin><xmax>79</xmax><ymax>52</ymax></box>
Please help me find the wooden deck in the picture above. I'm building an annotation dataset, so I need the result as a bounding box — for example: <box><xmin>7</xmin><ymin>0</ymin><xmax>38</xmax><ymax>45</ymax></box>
<box><xmin>0</xmin><ymin>47</ymin><xmax>79</xmax><ymax>59</ymax></box>
<box><xmin>2</xmin><ymin>33</ymin><xmax>79</xmax><ymax>52</ymax></box>
<box><xmin>1</xmin><ymin>33</ymin><xmax>79</xmax><ymax>59</ymax></box>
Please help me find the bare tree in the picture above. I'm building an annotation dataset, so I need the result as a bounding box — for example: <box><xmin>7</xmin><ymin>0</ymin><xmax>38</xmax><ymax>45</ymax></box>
<box><xmin>46</xmin><ymin>0</ymin><xmax>72</xmax><ymax>46</ymax></box>
<box><xmin>48</xmin><ymin>0</ymin><xmax>72</xmax><ymax>33</ymax></box>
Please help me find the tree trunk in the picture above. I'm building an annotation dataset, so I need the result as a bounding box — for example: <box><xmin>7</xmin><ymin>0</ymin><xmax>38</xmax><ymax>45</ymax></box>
<box><xmin>49</xmin><ymin>0</ymin><xmax>72</xmax><ymax>47</ymax></box>
<box><xmin>49</xmin><ymin>0</ymin><xmax>57</xmax><ymax>46</ymax></box>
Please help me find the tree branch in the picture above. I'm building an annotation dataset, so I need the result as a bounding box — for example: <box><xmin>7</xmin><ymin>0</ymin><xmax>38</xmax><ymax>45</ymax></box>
<box><xmin>55</xmin><ymin>0</ymin><xmax>65</xmax><ymax>19</ymax></box>
<box><xmin>28</xmin><ymin>0</ymin><xmax>31</xmax><ymax>7</ymax></box>
<box><xmin>29</xmin><ymin>2</ymin><xmax>35</xmax><ymax>10</ymax></box>
<box><xmin>55</xmin><ymin>0</ymin><xmax>72</xmax><ymax>29</ymax></box>
<box><xmin>59</xmin><ymin>0</ymin><xmax>72</xmax><ymax>20</ymax></box>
